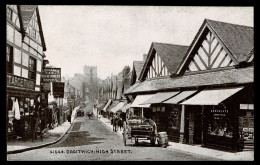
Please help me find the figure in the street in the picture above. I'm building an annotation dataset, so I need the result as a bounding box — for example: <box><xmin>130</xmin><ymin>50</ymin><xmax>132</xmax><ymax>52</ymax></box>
<box><xmin>118</xmin><ymin>117</ymin><xmax>123</xmax><ymax>131</ymax></box>
<box><xmin>113</xmin><ymin>115</ymin><xmax>118</xmax><ymax>132</ymax></box>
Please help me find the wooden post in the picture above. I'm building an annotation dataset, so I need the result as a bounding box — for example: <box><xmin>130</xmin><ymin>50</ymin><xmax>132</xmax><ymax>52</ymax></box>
<box><xmin>141</xmin><ymin>108</ymin><xmax>144</xmax><ymax>117</ymax></box>
<box><xmin>179</xmin><ymin>105</ymin><xmax>185</xmax><ymax>143</ymax></box>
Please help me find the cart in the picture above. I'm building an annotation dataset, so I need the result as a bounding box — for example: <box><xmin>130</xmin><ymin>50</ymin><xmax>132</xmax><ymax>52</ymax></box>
<box><xmin>122</xmin><ymin>116</ymin><xmax>157</xmax><ymax>146</ymax></box>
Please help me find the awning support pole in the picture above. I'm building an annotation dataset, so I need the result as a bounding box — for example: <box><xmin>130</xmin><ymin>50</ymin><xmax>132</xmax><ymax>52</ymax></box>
<box><xmin>179</xmin><ymin>105</ymin><xmax>185</xmax><ymax>143</ymax></box>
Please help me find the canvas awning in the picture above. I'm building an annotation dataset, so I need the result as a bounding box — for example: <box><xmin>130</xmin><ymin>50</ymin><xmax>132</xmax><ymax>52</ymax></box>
<box><xmin>102</xmin><ymin>99</ymin><xmax>112</xmax><ymax>112</ymax></box>
<box><xmin>110</xmin><ymin>102</ymin><xmax>125</xmax><ymax>113</ymax></box>
<box><xmin>97</xmin><ymin>102</ymin><xmax>106</xmax><ymax>109</ymax></box>
<box><xmin>140</xmin><ymin>91</ymin><xmax>179</xmax><ymax>104</ymax></box>
<box><xmin>130</xmin><ymin>94</ymin><xmax>154</xmax><ymax>108</ymax></box>
<box><xmin>119</xmin><ymin>103</ymin><xmax>131</xmax><ymax>113</ymax></box>
<box><xmin>107</xmin><ymin>101</ymin><xmax>120</xmax><ymax>112</ymax></box>
<box><xmin>181</xmin><ymin>87</ymin><xmax>244</xmax><ymax>105</ymax></box>
<box><xmin>163</xmin><ymin>90</ymin><xmax>197</xmax><ymax>104</ymax></box>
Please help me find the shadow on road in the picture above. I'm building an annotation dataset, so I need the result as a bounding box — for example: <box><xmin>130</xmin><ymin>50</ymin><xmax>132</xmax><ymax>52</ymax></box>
<box><xmin>49</xmin><ymin>131</ymin><xmax>106</xmax><ymax>148</ymax></box>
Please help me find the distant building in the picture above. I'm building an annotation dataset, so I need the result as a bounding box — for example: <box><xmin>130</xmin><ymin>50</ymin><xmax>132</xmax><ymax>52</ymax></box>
<box><xmin>83</xmin><ymin>65</ymin><xmax>98</xmax><ymax>100</ymax></box>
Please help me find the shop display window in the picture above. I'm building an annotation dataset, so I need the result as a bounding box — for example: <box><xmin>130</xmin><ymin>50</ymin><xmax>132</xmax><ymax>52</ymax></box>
<box><xmin>207</xmin><ymin>109</ymin><xmax>233</xmax><ymax>138</ymax></box>
<box><xmin>238</xmin><ymin>109</ymin><xmax>254</xmax><ymax>141</ymax></box>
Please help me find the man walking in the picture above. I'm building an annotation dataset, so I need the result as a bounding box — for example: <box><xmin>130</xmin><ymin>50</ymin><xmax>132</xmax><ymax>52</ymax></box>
<box><xmin>113</xmin><ymin>115</ymin><xmax>118</xmax><ymax>132</ymax></box>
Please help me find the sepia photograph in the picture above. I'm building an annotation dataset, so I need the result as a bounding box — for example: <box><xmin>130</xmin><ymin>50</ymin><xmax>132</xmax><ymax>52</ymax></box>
<box><xmin>6</xmin><ymin>5</ymin><xmax>254</xmax><ymax>161</ymax></box>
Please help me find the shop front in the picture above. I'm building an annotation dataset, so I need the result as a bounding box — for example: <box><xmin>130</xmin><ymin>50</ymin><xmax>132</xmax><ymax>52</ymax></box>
<box><xmin>6</xmin><ymin>75</ymin><xmax>42</xmax><ymax>140</ymax></box>
<box><xmin>181</xmin><ymin>86</ymin><xmax>254</xmax><ymax>151</ymax></box>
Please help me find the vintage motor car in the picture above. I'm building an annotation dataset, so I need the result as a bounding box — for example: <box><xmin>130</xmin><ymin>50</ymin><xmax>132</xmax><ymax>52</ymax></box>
<box><xmin>122</xmin><ymin>115</ymin><xmax>157</xmax><ymax>146</ymax></box>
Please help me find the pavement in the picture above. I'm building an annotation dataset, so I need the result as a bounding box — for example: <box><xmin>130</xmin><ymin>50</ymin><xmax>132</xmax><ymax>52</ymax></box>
<box><xmin>95</xmin><ymin>112</ymin><xmax>254</xmax><ymax>161</ymax></box>
<box><xmin>7</xmin><ymin>105</ymin><xmax>80</xmax><ymax>154</ymax></box>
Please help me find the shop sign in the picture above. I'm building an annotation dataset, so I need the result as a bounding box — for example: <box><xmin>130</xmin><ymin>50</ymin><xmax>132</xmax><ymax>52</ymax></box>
<box><xmin>53</xmin><ymin>82</ymin><xmax>65</xmax><ymax>98</ymax></box>
<box><xmin>42</xmin><ymin>68</ymin><xmax>61</xmax><ymax>82</ymax></box>
<box><xmin>7</xmin><ymin>73</ymin><xmax>35</xmax><ymax>90</ymax></box>
<box><xmin>240</xmin><ymin>104</ymin><xmax>254</xmax><ymax>110</ymax></box>
<box><xmin>210</xmin><ymin>109</ymin><xmax>229</xmax><ymax>113</ymax></box>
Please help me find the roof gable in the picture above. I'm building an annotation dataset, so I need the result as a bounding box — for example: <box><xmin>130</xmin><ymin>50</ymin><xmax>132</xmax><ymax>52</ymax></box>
<box><xmin>18</xmin><ymin>5</ymin><xmax>46</xmax><ymax>51</ymax></box>
<box><xmin>206</xmin><ymin>19</ymin><xmax>254</xmax><ymax>62</ymax></box>
<box><xmin>177</xmin><ymin>19</ymin><xmax>254</xmax><ymax>75</ymax></box>
<box><xmin>139</xmin><ymin>42</ymin><xmax>189</xmax><ymax>80</ymax></box>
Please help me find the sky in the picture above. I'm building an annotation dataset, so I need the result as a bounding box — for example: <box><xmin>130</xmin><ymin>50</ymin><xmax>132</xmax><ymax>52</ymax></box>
<box><xmin>38</xmin><ymin>6</ymin><xmax>253</xmax><ymax>80</ymax></box>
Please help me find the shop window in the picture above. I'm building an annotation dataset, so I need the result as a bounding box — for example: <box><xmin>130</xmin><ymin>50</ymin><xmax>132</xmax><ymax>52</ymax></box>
<box><xmin>207</xmin><ymin>109</ymin><xmax>233</xmax><ymax>138</ymax></box>
<box><xmin>6</xmin><ymin>44</ymin><xmax>13</xmax><ymax>74</ymax></box>
<box><xmin>168</xmin><ymin>106</ymin><xmax>180</xmax><ymax>130</ymax></box>
<box><xmin>238</xmin><ymin>108</ymin><xmax>254</xmax><ymax>141</ymax></box>
<box><xmin>7</xmin><ymin>7</ymin><xmax>12</xmax><ymax>20</ymax></box>
<box><xmin>29</xmin><ymin>57</ymin><xmax>36</xmax><ymax>80</ymax></box>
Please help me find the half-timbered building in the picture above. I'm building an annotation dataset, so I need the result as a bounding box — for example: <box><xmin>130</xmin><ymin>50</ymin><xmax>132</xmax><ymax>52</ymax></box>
<box><xmin>6</xmin><ymin>5</ymin><xmax>47</xmax><ymax>140</ymax></box>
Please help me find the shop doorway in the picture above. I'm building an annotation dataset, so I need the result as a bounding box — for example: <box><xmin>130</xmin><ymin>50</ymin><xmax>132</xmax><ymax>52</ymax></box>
<box><xmin>184</xmin><ymin>106</ymin><xmax>202</xmax><ymax>144</ymax></box>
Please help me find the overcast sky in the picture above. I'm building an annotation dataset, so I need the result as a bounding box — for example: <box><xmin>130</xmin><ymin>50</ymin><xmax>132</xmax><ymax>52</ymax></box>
<box><xmin>38</xmin><ymin>6</ymin><xmax>253</xmax><ymax>80</ymax></box>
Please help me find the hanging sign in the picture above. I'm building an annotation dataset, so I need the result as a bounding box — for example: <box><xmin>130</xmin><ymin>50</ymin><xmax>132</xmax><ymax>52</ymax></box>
<box><xmin>42</xmin><ymin>68</ymin><xmax>61</xmax><ymax>82</ymax></box>
<box><xmin>53</xmin><ymin>82</ymin><xmax>65</xmax><ymax>98</ymax></box>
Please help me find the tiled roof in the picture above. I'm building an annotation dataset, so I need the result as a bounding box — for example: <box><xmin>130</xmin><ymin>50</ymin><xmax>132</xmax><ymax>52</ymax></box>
<box><xmin>125</xmin><ymin>66</ymin><xmax>253</xmax><ymax>94</ymax></box>
<box><xmin>206</xmin><ymin>19</ymin><xmax>254</xmax><ymax>63</ymax></box>
<box><xmin>153</xmin><ymin>42</ymin><xmax>189</xmax><ymax>74</ymax></box>
<box><xmin>123</xmin><ymin>82</ymin><xmax>141</xmax><ymax>95</ymax></box>
<box><xmin>133</xmin><ymin>61</ymin><xmax>145</xmax><ymax>80</ymax></box>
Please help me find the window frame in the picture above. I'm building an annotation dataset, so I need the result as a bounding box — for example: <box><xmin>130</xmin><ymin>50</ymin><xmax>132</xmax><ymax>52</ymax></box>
<box><xmin>28</xmin><ymin>56</ymin><xmax>37</xmax><ymax>80</ymax></box>
<box><xmin>6</xmin><ymin>44</ymin><xmax>13</xmax><ymax>74</ymax></box>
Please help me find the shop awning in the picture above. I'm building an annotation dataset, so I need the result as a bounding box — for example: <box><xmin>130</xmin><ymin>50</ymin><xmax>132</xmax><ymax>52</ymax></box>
<box><xmin>130</xmin><ymin>94</ymin><xmax>154</xmax><ymax>108</ymax></box>
<box><xmin>110</xmin><ymin>102</ymin><xmax>125</xmax><ymax>113</ymax></box>
<box><xmin>97</xmin><ymin>102</ymin><xmax>106</xmax><ymax>109</ymax></box>
<box><xmin>119</xmin><ymin>103</ymin><xmax>131</xmax><ymax>113</ymax></box>
<box><xmin>181</xmin><ymin>87</ymin><xmax>244</xmax><ymax>105</ymax></box>
<box><xmin>102</xmin><ymin>99</ymin><xmax>112</xmax><ymax>112</ymax></box>
<box><xmin>140</xmin><ymin>91</ymin><xmax>179</xmax><ymax>104</ymax></box>
<box><xmin>163</xmin><ymin>90</ymin><xmax>197</xmax><ymax>104</ymax></box>
<box><xmin>107</xmin><ymin>101</ymin><xmax>120</xmax><ymax>112</ymax></box>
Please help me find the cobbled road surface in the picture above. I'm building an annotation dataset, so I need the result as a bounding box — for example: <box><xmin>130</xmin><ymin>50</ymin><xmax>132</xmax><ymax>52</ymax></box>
<box><xmin>7</xmin><ymin>103</ymin><xmax>219</xmax><ymax>161</ymax></box>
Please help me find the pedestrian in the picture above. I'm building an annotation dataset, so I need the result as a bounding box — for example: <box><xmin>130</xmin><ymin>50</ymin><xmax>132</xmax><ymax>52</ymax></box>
<box><xmin>118</xmin><ymin>117</ymin><xmax>123</xmax><ymax>131</ymax></box>
<box><xmin>113</xmin><ymin>115</ymin><xmax>118</xmax><ymax>132</ymax></box>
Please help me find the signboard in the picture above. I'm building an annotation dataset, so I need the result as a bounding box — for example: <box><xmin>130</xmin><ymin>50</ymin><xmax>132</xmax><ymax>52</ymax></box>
<box><xmin>240</xmin><ymin>104</ymin><xmax>254</xmax><ymax>110</ymax></box>
<box><xmin>41</xmin><ymin>82</ymin><xmax>50</xmax><ymax>92</ymax></box>
<box><xmin>53</xmin><ymin>82</ymin><xmax>65</xmax><ymax>98</ymax></box>
<box><xmin>42</xmin><ymin>68</ymin><xmax>61</xmax><ymax>82</ymax></box>
<box><xmin>7</xmin><ymin>74</ymin><xmax>35</xmax><ymax>90</ymax></box>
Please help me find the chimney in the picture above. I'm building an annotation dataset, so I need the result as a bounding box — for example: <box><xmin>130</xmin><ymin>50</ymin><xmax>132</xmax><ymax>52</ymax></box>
<box><xmin>143</xmin><ymin>54</ymin><xmax>147</xmax><ymax>62</ymax></box>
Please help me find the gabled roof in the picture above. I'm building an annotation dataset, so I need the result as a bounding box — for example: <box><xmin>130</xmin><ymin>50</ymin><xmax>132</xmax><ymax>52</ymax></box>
<box><xmin>206</xmin><ymin>19</ymin><xmax>254</xmax><ymax>62</ymax></box>
<box><xmin>18</xmin><ymin>5</ymin><xmax>46</xmax><ymax>51</ymax></box>
<box><xmin>139</xmin><ymin>42</ymin><xmax>189</xmax><ymax>80</ymax></box>
<box><xmin>125</xmin><ymin>66</ymin><xmax>253</xmax><ymax>95</ymax></box>
<box><xmin>153</xmin><ymin>42</ymin><xmax>189</xmax><ymax>73</ymax></box>
<box><xmin>177</xmin><ymin>19</ymin><xmax>253</xmax><ymax>74</ymax></box>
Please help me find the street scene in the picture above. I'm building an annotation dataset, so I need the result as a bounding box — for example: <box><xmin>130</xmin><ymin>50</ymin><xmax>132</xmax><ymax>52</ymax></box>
<box><xmin>6</xmin><ymin>5</ymin><xmax>254</xmax><ymax>161</ymax></box>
